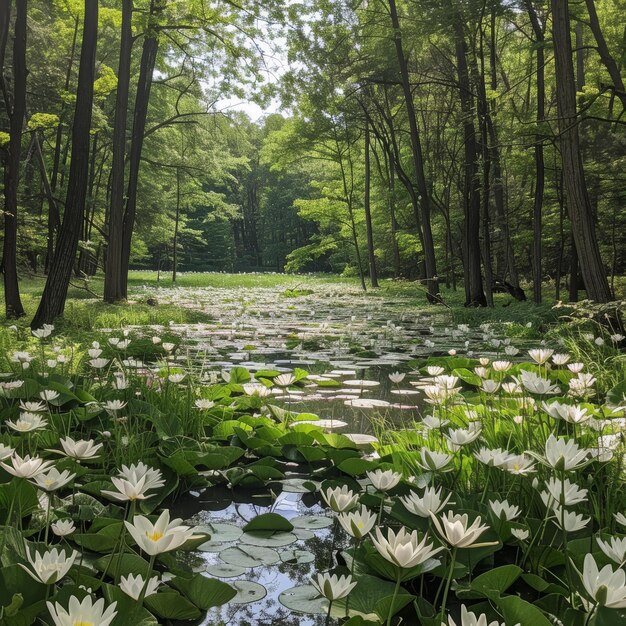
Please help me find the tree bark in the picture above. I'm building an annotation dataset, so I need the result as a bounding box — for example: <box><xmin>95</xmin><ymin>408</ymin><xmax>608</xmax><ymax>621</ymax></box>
<box><xmin>363</xmin><ymin>121</ymin><xmax>378</xmax><ymax>288</ymax></box>
<box><xmin>550</xmin><ymin>0</ymin><xmax>612</xmax><ymax>303</ymax></box>
<box><xmin>526</xmin><ymin>1</ymin><xmax>545</xmax><ymax>304</ymax></box>
<box><xmin>2</xmin><ymin>0</ymin><xmax>26</xmax><ymax>318</ymax></box>
<box><xmin>172</xmin><ymin>167</ymin><xmax>180</xmax><ymax>282</ymax></box>
<box><xmin>31</xmin><ymin>0</ymin><xmax>98</xmax><ymax>328</ymax></box>
<box><xmin>454</xmin><ymin>20</ymin><xmax>486</xmax><ymax>307</ymax></box>
<box><xmin>104</xmin><ymin>0</ymin><xmax>133</xmax><ymax>302</ymax></box>
<box><xmin>120</xmin><ymin>0</ymin><xmax>163</xmax><ymax>298</ymax></box>
<box><xmin>387</xmin><ymin>0</ymin><xmax>439</xmax><ymax>302</ymax></box>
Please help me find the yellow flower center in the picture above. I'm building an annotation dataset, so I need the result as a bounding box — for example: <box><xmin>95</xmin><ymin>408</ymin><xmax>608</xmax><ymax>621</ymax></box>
<box><xmin>74</xmin><ymin>622</ymin><xmax>93</xmax><ymax>626</ymax></box>
<box><xmin>146</xmin><ymin>530</ymin><xmax>163</xmax><ymax>542</ymax></box>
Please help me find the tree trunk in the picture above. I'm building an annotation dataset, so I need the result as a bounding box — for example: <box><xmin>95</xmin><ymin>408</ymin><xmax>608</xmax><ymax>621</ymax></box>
<box><xmin>120</xmin><ymin>0</ymin><xmax>163</xmax><ymax>298</ymax></box>
<box><xmin>104</xmin><ymin>0</ymin><xmax>133</xmax><ymax>302</ymax></box>
<box><xmin>31</xmin><ymin>0</ymin><xmax>98</xmax><ymax>328</ymax></box>
<box><xmin>454</xmin><ymin>20</ymin><xmax>486</xmax><ymax>307</ymax></box>
<box><xmin>363</xmin><ymin>122</ymin><xmax>378</xmax><ymax>288</ymax></box>
<box><xmin>526</xmin><ymin>1</ymin><xmax>545</xmax><ymax>304</ymax></box>
<box><xmin>387</xmin><ymin>0</ymin><xmax>439</xmax><ymax>302</ymax></box>
<box><xmin>172</xmin><ymin>167</ymin><xmax>180</xmax><ymax>283</ymax></box>
<box><xmin>2</xmin><ymin>0</ymin><xmax>26</xmax><ymax>318</ymax></box>
<box><xmin>584</xmin><ymin>0</ymin><xmax>626</xmax><ymax>110</ymax></box>
<box><xmin>551</xmin><ymin>0</ymin><xmax>611</xmax><ymax>303</ymax></box>
<box><xmin>0</xmin><ymin>0</ymin><xmax>10</xmax><ymax>112</ymax></box>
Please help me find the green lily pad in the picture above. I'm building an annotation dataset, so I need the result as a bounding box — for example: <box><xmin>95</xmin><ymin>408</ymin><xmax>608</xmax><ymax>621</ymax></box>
<box><xmin>280</xmin><ymin>549</ymin><xmax>315</xmax><ymax>564</ymax></box>
<box><xmin>279</xmin><ymin>585</ymin><xmax>327</xmax><ymax>614</ymax></box>
<box><xmin>205</xmin><ymin>563</ymin><xmax>248</xmax><ymax>578</ymax></box>
<box><xmin>291</xmin><ymin>515</ymin><xmax>334</xmax><ymax>530</ymax></box>
<box><xmin>292</xmin><ymin>528</ymin><xmax>315</xmax><ymax>541</ymax></box>
<box><xmin>240</xmin><ymin>531</ymin><xmax>298</xmax><ymax>547</ymax></box>
<box><xmin>229</xmin><ymin>580</ymin><xmax>267</xmax><ymax>605</ymax></box>
<box><xmin>195</xmin><ymin>522</ymin><xmax>243</xmax><ymax>543</ymax></box>
<box><xmin>281</xmin><ymin>478</ymin><xmax>320</xmax><ymax>493</ymax></box>
<box><xmin>219</xmin><ymin>545</ymin><xmax>280</xmax><ymax>568</ymax></box>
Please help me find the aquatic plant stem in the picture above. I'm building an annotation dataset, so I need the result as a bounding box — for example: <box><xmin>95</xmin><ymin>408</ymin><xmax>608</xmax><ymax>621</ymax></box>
<box><xmin>440</xmin><ymin>547</ymin><xmax>457</xmax><ymax>624</ymax></box>
<box><xmin>386</xmin><ymin>571</ymin><xmax>403</xmax><ymax>626</ymax></box>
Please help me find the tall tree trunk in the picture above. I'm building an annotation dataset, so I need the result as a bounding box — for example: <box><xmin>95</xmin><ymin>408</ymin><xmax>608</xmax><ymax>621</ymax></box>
<box><xmin>104</xmin><ymin>0</ymin><xmax>133</xmax><ymax>302</ymax></box>
<box><xmin>172</xmin><ymin>167</ymin><xmax>180</xmax><ymax>283</ymax></box>
<box><xmin>363</xmin><ymin>121</ymin><xmax>378</xmax><ymax>288</ymax></box>
<box><xmin>454</xmin><ymin>20</ymin><xmax>486</xmax><ymax>307</ymax></box>
<box><xmin>0</xmin><ymin>0</ymin><xmax>10</xmax><ymax>112</ymax></box>
<box><xmin>31</xmin><ymin>0</ymin><xmax>98</xmax><ymax>328</ymax></box>
<box><xmin>526</xmin><ymin>1</ymin><xmax>545</xmax><ymax>304</ymax></box>
<box><xmin>2</xmin><ymin>0</ymin><xmax>26</xmax><ymax>318</ymax></box>
<box><xmin>584</xmin><ymin>0</ymin><xmax>626</xmax><ymax>110</ymax></box>
<box><xmin>387</xmin><ymin>0</ymin><xmax>439</xmax><ymax>302</ymax></box>
<box><xmin>120</xmin><ymin>0</ymin><xmax>163</xmax><ymax>298</ymax></box>
<box><xmin>388</xmin><ymin>157</ymin><xmax>401</xmax><ymax>278</ymax></box>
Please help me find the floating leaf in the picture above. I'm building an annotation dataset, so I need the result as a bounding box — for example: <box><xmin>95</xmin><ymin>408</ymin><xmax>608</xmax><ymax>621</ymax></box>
<box><xmin>279</xmin><ymin>585</ymin><xmax>327</xmax><ymax>614</ymax></box>
<box><xmin>229</xmin><ymin>580</ymin><xmax>267</xmax><ymax>605</ymax></box>
<box><xmin>219</xmin><ymin>545</ymin><xmax>280</xmax><ymax>568</ymax></box>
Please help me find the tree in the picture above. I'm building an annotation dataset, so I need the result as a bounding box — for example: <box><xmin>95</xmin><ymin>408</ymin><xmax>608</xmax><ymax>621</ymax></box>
<box><xmin>550</xmin><ymin>0</ymin><xmax>612</xmax><ymax>303</ymax></box>
<box><xmin>31</xmin><ymin>0</ymin><xmax>98</xmax><ymax>328</ymax></box>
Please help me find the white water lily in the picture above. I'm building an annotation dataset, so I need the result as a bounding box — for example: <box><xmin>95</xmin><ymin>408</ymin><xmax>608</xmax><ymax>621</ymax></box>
<box><xmin>366</xmin><ymin>469</ymin><xmax>402</xmax><ymax>492</ymax></box>
<box><xmin>488</xmin><ymin>499</ymin><xmax>520</xmax><ymax>521</ymax></box>
<box><xmin>31</xmin><ymin>467</ymin><xmax>76</xmax><ymax>492</ymax></box>
<box><xmin>90</xmin><ymin>358</ymin><xmax>110</xmax><ymax>369</ymax></box>
<box><xmin>542</xmin><ymin>435</ymin><xmax>589</xmax><ymax>471</ymax></box>
<box><xmin>0</xmin><ymin>444</ymin><xmax>15</xmax><ymax>461</ymax></box>
<box><xmin>274</xmin><ymin>373</ymin><xmax>296</xmax><ymax>387</ymax></box>
<box><xmin>51</xmin><ymin>519</ymin><xmax>76</xmax><ymax>537</ymax></box>
<box><xmin>443</xmin><ymin>604</ymin><xmax>519</xmax><ymax>626</ymax></box>
<box><xmin>614</xmin><ymin>513</ymin><xmax>626</xmax><ymax>527</ymax></box>
<box><xmin>481</xmin><ymin>380</ymin><xmax>501</xmax><ymax>394</ymax></box>
<box><xmin>311</xmin><ymin>573</ymin><xmax>356</xmax><ymax>601</ymax></box>
<box><xmin>371</xmin><ymin>526</ymin><xmax>443</xmax><ymax>569</ymax></box>
<box><xmin>529</xmin><ymin>348</ymin><xmax>554</xmax><ymax>364</ymax></box>
<box><xmin>426</xmin><ymin>366</ymin><xmax>445</xmax><ymax>376</ymax></box>
<box><xmin>0</xmin><ymin>453</ymin><xmax>54</xmax><ymax>479</ymax></box>
<box><xmin>597</xmin><ymin>536</ymin><xmax>626</xmax><ymax>565</ymax></box>
<box><xmin>168</xmin><ymin>373</ymin><xmax>186</xmax><ymax>384</ymax></box>
<box><xmin>101</xmin><ymin>474</ymin><xmax>157</xmax><ymax>502</ymax></box>
<box><xmin>551</xmin><ymin>506</ymin><xmax>590</xmax><ymax>532</ymax></box>
<box><xmin>118</xmin><ymin>462</ymin><xmax>165</xmax><ymax>491</ymax></box>
<box><xmin>6</xmin><ymin>412</ymin><xmax>48</xmax><ymax>433</ymax></box>
<box><xmin>47</xmin><ymin>596</ymin><xmax>117</xmax><ymax>626</ymax></box>
<box><xmin>243</xmin><ymin>382</ymin><xmax>271</xmax><ymax>397</ymax></box>
<box><xmin>337</xmin><ymin>505</ymin><xmax>376</xmax><ymax>538</ymax></box>
<box><xmin>417</xmin><ymin>447</ymin><xmax>454</xmax><ymax>472</ymax></box>
<box><xmin>195</xmin><ymin>398</ymin><xmax>215</xmax><ymax>409</ymax></box>
<box><xmin>491</xmin><ymin>360</ymin><xmax>511</xmax><ymax>372</ymax></box>
<box><xmin>552</xmin><ymin>353</ymin><xmax>571</xmax><ymax>365</ymax></box>
<box><xmin>103</xmin><ymin>400</ymin><xmax>127</xmax><ymax>414</ymax></box>
<box><xmin>430</xmin><ymin>511</ymin><xmax>495</xmax><ymax>548</ymax></box>
<box><xmin>473</xmin><ymin>447</ymin><xmax>512</xmax><ymax>468</ymax></box>
<box><xmin>322</xmin><ymin>485</ymin><xmax>359</xmax><ymax>512</ymax></box>
<box><xmin>511</xmin><ymin>528</ymin><xmax>529</xmax><ymax>541</ymax></box>
<box><xmin>503</xmin><ymin>454</ymin><xmax>536</xmax><ymax>476</ymax></box>
<box><xmin>542</xmin><ymin>477</ymin><xmax>588</xmax><ymax>507</ymax></box>
<box><xmin>518</xmin><ymin>370</ymin><xmax>559</xmax><ymax>395</ymax></box>
<box><xmin>388</xmin><ymin>371</ymin><xmax>405</xmax><ymax>384</ymax></box>
<box><xmin>400</xmin><ymin>486</ymin><xmax>453</xmax><ymax>518</ymax></box>
<box><xmin>119</xmin><ymin>573</ymin><xmax>160</xmax><ymax>600</ymax></box>
<box><xmin>19</xmin><ymin>544</ymin><xmax>77</xmax><ymax>584</ymax></box>
<box><xmin>124</xmin><ymin>509</ymin><xmax>195</xmax><ymax>555</ymax></box>
<box><xmin>445</xmin><ymin>428</ymin><xmax>481</xmax><ymax>451</ymax></box>
<box><xmin>582</xmin><ymin>553</ymin><xmax>626</xmax><ymax>608</ymax></box>
<box><xmin>18</xmin><ymin>401</ymin><xmax>46</xmax><ymax>412</ymax></box>
<box><xmin>59</xmin><ymin>437</ymin><xmax>103</xmax><ymax>460</ymax></box>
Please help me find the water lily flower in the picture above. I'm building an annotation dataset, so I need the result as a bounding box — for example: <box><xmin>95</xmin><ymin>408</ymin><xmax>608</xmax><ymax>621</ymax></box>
<box><xmin>0</xmin><ymin>444</ymin><xmax>15</xmax><ymax>461</ymax></box>
<box><xmin>501</xmin><ymin>382</ymin><xmax>522</xmax><ymax>394</ymax></box>
<box><xmin>47</xmin><ymin>596</ymin><xmax>117</xmax><ymax>626</ymax></box>
<box><xmin>389</xmin><ymin>371</ymin><xmax>405</xmax><ymax>384</ymax></box>
<box><xmin>51</xmin><ymin>520</ymin><xmax>76</xmax><ymax>537</ymax></box>
<box><xmin>614</xmin><ymin>513</ymin><xmax>626</xmax><ymax>527</ymax></box>
<box><xmin>542</xmin><ymin>477</ymin><xmax>588</xmax><ymax>507</ymax></box>
<box><xmin>59</xmin><ymin>437</ymin><xmax>103</xmax><ymax>461</ymax></box>
<box><xmin>40</xmin><ymin>390</ymin><xmax>60</xmax><ymax>402</ymax></box>
<box><xmin>542</xmin><ymin>435</ymin><xmax>589</xmax><ymax>471</ymax></box>
<box><xmin>491</xmin><ymin>360</ymin><xmax>511</xmax><ymax>372</ymax></box>
<box><xmin>422</xmin><ymin>415</ymin><xmax>450</xmax><ymax>429</ymax></box>
<box><xmin>518</xmin><ymin>370</ymin><xmax>559</xmax><ymax>395</ymax></box>
<box><xmin>552</xmin><ymin>506</ymin><xmax>590</xmax><ymax>532</ymax></box>
<box><xmin>567</xmin><ymin>362</ymin><xmax>584</xmax><ymax>373</ymax></box>
<box><xmin>275</xmin><ymin>373</ymin><xmax>296</xmax><ymax>387</ymax></box>
<box><xmin>195</xmin><ymin>398</ymin><xmax>215</xmax><ymax>409</ymax></box>
<box><xmin>552</xmin><ymin>353</ymin><xmax>571</xmax><ymax>366</ymax></box>
<box><xmin>89</xmin><ymin>358</ymin><xmax>110</xmax><ymax>369</ymax></box>
<box><xmin>168</xmin><ymin>373</ymin><xmax>186</xmax><ymax>384</ymax></box>
<box><xmin>1</xmin><ymin>453</ymin><xmax>54</xmax><ymax>478</ymax></box>
<box><xmin>6</xmin><ymin>412</ymin><xmax>48</xmax><ymax>433</ymax></box>
<box><xmin>597</xmin><ymin>537</ymin><xmax>626</xmax><ymax>566</ymax></box>
<box><xmin>426</xmin><ymin>366</ymin><xmax>445</xmax><ymax>376</ymax></box>
<box><xmin>569</xmin><ymin>373</ymin><xmax>596</xmax><ymax>398</ymax></box>
<box><xmin>371</xmin><ymin>526</ymin><xmax>443</xmax><ymax>569</ymax></box>
<box><xmin>442</xmin><ymin>604</ymin><xmax>519</xmax><ymax>626</ymax></box>
<box><xmin>103</xmin><ymin>400</ymin><xmax>127</xmax><ymax>414</ymax></box>
<box><xmin>430</xmin><ymin>512</ymin><xmax>495</xmax><ymax>548</ymax></box>
<box><xmin>366</xmin><ymin>469</ymin><xmax>402</xmax><ymax>492</ymax></box>
<box><xmin>243</xmin><ymin>382</ymin><xmax>271</xmax><ymax>397</ymax></box>
<box><xmin>582</xmin><ymin>553</ymin><xmax>626</xmax><ymax>608</ymax></box>
<box><xmin>322</xmin><ymin>485</ymin><xmax>359</xmax><ymax>513</ymax></box>
<box><xmin>400</xmin><ymin>486</ymin><xmax>453</xmax><ymax>518</ymax></box>
<box><xmin>311</xmin><ymin>573</ymin><xmax>356</xmax><ymax>601</ymax></box>
<box><xmin>19</xmin><ymin>401</ymin><xmax>46</xmax><ymax>412</ymax></box>
<box><xmin>338</xmin><ymin>505</ymin><xmax>376</xmax><ymax>539</ymax></box>
<box><xmin>102</xmin><ymin>475</ymin><xmax>156</xmax><ymax>502</ymax></box>
<box><xmin>488</xmin><ymin>499</ymin><xmax>521</xmax><ymax>521</ymax></box>
<box><xmin>529</xmin><ymin>348</ymin><xmax>554</xmax><ymax>364</ymax></box>
<box><xmin>473</xmin><ymin>447</ymin><xmax>512</xmax><ymax>468</ymax></box>
<box><xmin>481</xmin><ymin>380</ymin><xmax>501</xmax><ymax>394</ymax></box>
<box><xmin>445</xmin><ymin>428</ymin><xmax>481</xmax><ymax>451</ymax></box>
<box><xmin>124</xmin><ymin>509</ymin><xmax>195</xmax><ymax>555</ymax></box>
<box><xmin>417</xmin><ymin>448</ymin><xmax>454</xmax><ymax>472</ymax></box>
<box><xmin>119</xmin><ymin>573</ymin><xmax>160</xmax><ymax>600</ymax></box>
<box><xmin>31</xmin><ymin>468</ymin><xmax>76</xmax><ymax>492</ymax></box>
<box><xmin>19</xmin><ymin>544</ymin><xmax>77</xmax><ymax>584</ymax></box>
<box><xmin>162</xmin><ymin>342</ymin><xmax>175</xmax><ymax>352</ymax></box>
<box><xmin>32</xmin><ymin>324</ymin><xmax>54</xmax><ymax>339</ymax></box>
<box><xmin>88</xmin><ymin>348</ymin><xmax>102</xmax><ymax>358</ymax></box>
<box><xmin>511</xmin><ymin>528</ymin><xmax>529</xmax><ymax>541</ymax></box>
<box><xmin>503</xmin><ymin>454</ymin><xmax>536</xmax><ymax>476</ymax></box>
<box><xmin>118</xmin><ymin>462</ymin><xmax>165</xmax><ymax>491</ymax></box>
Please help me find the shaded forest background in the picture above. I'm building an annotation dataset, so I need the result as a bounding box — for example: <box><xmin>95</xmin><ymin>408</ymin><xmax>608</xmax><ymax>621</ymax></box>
<box><xmin>0</xmin><ymin>0</ymin><xmax>625</xmax><ymax>323</ymax></box>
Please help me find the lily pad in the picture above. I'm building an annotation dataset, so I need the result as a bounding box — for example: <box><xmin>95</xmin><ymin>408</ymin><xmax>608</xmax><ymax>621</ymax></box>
<box><xmin>205</xmin><ymin>563</ymin><xmax>248</xmax><ymax>578</ymax></box>
<box><xmin>291</xmin><ymin>515</ymin><xmax>334</xmax><ymax>530</ymax></box>
<box><xmin>281</xmin><ymin>478</ymin><xmax>320</xmax><ymax>493</ymax></box>
<box><xmin>240</xmin><ymin>531</ymin><xmax>298</xmax><ymax>547</ymax></box>
<box><xmin>279</xmin><ymin>585</ymin><xmax>327</xmax><ymax>614</ymax></box>
<box><xmin>229</xmin><ymin>580</ymin><xmax>267</xmax><ymax>605</ymax></box>
<box><xmin>280</xmin><ymin>549</ymin><xmax>315</xmax><ymax>565</ymax></box>
<box><xmin>195</xmin><ymin>522</ymin><xmax>243</xmax><ymax>543</ymax></box>
<box><xmin>219</xmin><ymin>545</ymin><xmax>280</xmax><ymax>568</ymax></box>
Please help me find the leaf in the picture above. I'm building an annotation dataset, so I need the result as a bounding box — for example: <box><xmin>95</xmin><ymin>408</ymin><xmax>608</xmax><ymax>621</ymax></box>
<box><xmin>279</xmin><ymin>585</ymin><xmax>326</xmax><ymax>614</ymax></box>
<box><xmin>496</xmin><ymin>596</ymin><xmax>553</xmax><ymax>626</ymax></box>
<box><xmin>243</xmin><ymin>512</ymin><xmax>294</xmax><ymax>533</ymax></box>
<box><xmin>144</xmin><ymin>592</ymin><xmax>201</xmax><ymax>620</ymax></box>
<box><xmin>170</xmin><ymin>574</ymin><xmax>236</xmax><ymax>609</ymax></box>
<box><xmin>465</xmin><ymin>565</ymin><xmax>522</xmax><ymax>600</ymax></box>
